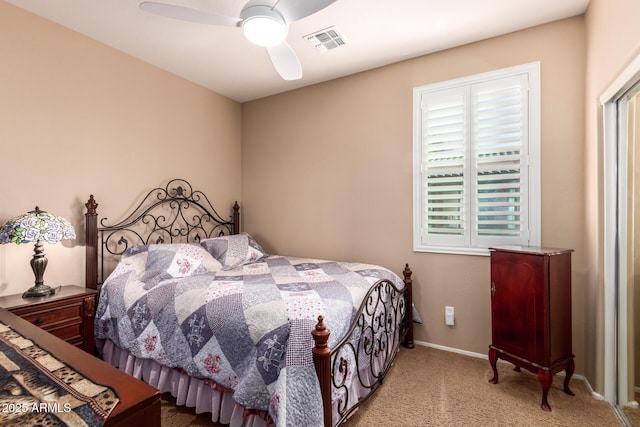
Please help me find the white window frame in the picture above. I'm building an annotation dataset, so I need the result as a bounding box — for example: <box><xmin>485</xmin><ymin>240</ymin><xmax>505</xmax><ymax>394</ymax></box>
<box><xmin>412</xmin><ymin>62</ymin><xmax>541</xmax><ymax>256</ymax></box>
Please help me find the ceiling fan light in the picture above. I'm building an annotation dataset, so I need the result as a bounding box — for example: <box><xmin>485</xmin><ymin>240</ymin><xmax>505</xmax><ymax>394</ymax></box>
<box><xmin>241</xmin><ymin>5</ymin><xmax>288</xmax><ymax>47</ymax></box>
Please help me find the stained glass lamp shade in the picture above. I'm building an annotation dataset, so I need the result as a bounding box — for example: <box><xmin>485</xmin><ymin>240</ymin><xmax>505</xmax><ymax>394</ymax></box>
<box><xmin>0</xmin><ymin>207</ymin><xmax>76</xmax><ymax>298</ymax></box>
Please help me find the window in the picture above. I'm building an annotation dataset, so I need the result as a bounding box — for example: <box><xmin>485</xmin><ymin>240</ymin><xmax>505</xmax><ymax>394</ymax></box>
<box><xmin>413</xmin><ymin>63</ymin><xmax>540</xmax><ymax>255</ymax></box>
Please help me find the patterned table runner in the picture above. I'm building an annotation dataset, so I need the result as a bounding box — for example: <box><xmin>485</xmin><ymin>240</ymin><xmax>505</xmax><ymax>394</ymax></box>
<box><xmin>0</xmin><ymin>321</ymin><xmax>119</xmax><ymax>426</ymax></box>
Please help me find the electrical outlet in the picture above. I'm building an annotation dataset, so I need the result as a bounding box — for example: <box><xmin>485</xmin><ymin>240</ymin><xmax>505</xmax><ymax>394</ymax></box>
<box><xmin>445</xmin><ymin>306</ymin><xmax>455</xmax><ymax>326</ymax></box>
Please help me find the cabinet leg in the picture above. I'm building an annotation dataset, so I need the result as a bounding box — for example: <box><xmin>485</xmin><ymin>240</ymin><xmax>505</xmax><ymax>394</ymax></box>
<box><xmin>537</xmin><ymin>369</ymin><xmax>553</xmax><ymax>412</ymax></box>
<box><xmin>564</xmin><ymin>357</ymin><xmax>575</xmax><ymax>396</ymax></box>
<box><xmin>488</xmin><ymin>348</ymin><xmax>499</xmax><ymax>384</ymax></box>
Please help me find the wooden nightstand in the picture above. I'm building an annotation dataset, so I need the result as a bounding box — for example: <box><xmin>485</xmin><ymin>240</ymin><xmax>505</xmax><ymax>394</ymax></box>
<box><xmin>0</xmin><ymin>285</ymin><xmax>97</xmax><ymax>354</ymax></box>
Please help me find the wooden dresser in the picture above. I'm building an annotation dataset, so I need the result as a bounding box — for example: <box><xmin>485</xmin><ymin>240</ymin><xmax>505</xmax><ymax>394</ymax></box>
<box><xmin>0</xmin><ymin>285</ymin><xmax>97</xmax><ymax>354</ymax></box>
<box><xmin>488</xmin><ymin>246</ymin><xmax>575</xmax><ymax>411</ymax></box>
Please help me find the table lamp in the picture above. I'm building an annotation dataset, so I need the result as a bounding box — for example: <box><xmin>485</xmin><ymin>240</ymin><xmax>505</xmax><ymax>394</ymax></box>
<box><xmin>0</xmin><ymin>207</ymin><xmax>76</xmax><ymax>298</ymax></box>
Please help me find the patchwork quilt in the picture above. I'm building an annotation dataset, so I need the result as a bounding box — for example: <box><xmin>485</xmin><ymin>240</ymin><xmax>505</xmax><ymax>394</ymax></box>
<box><xmin>94</xmin><ymin>234</ymin><xmax>405</xmax><ymax>427</ymax></box>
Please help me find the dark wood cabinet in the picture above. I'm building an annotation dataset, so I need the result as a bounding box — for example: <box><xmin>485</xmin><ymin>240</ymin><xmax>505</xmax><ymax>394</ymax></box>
<box><xmin>0</xmin><ymin>285</ymin><xmax>97</xmax><ymax>354</ymax></box>
<box><xmin>488</xmin><ymin>246</ymin><xmax>575</xmax><ymax>411</ymax></box>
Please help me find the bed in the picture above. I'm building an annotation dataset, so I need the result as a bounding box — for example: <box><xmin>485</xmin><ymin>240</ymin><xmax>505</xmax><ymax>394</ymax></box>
<box><xmin>84</xmin><ymin>178</ymin><xmax>414</xmax><ymax>427</ymax></box>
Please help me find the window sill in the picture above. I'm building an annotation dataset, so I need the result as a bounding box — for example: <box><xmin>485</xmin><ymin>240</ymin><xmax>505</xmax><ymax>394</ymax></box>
<box><xmin>413</xmin><ymin>246</ymin><xmax>491</xmax><ymax>256</ymax></box>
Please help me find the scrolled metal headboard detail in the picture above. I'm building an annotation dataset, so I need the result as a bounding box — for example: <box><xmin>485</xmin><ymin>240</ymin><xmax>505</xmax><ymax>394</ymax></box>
<box><xmin>85</xmin><ymin>178</ymin><xmax>240</xmax><ymax>289</ymax></box>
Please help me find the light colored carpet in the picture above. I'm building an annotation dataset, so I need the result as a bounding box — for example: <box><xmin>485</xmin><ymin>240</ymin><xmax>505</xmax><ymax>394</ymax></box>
<box><xmin>623</xmin><ymin>394</ymin><xmax>640</xmax><ymax>426</ymax></box>
<box><xmin>161</xmin><ymin>345</ymin><xmax>620</xmax><ymax>426</ymax></box>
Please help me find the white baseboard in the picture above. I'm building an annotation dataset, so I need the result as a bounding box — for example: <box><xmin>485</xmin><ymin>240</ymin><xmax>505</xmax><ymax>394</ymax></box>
<box><xmin>414</xmin><ymin>339</ymin><xmax>488</xmax><ymax>360</ymax></box>
<box><xmin>582</xmin><ymin>375</ymin><xmax>605</xmax><ymax>401</ymax></box>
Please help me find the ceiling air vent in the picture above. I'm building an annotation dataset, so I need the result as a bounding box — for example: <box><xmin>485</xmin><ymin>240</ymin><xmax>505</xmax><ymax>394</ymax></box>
<box><xmin>304</xmin><ymin>26</ymin><xmax>348</xmax><ymax>53</ymax></box>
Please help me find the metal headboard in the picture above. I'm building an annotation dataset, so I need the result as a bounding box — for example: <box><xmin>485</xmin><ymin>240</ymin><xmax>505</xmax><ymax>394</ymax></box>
<box><xmin>85</xmin><ymin>178</ymin><xmax>240</xmax><ymax>289</ymax></box>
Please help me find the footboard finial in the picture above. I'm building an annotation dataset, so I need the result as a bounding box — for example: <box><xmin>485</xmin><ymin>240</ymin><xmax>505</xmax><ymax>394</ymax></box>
<box><xmin>403</xmin><ymin>264</ymin><xmax>415</xmax><ymax>349</ymax></box>
<box><xmin>312</xmin><ymin>316</ymin><xmax>331</xmax><ymax>427</ymax></box>
<box><xmin>312</xmin><ymin>316</ymin><xmax>330</xmax><ymax>352</ymax></box>
<box><xmin>403</xmin><ymin>263</ymin><xmax>412</xmax><ymax>283</ymax></box>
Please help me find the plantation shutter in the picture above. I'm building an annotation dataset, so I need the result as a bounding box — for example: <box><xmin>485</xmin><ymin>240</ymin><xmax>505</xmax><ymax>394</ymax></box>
<box><xmin>420</xmin><ymin>87</ymin><xmax>468</xmax><ymax>246</ymax></box>
<box><xmin>472</xmin><ymin>75</ymin><xmax>529</xmax><ymax>247</ymax></box>
<box><xmin>416</xmin><ymin>69</ymin><xmax>533</xmax><ymax>252</ymax></box>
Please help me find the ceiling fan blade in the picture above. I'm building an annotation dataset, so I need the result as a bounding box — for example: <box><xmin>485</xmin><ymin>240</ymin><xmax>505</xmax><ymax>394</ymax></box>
<box><xmin>274</xmin><ymin>0</ymin><xmax>337</xmax><ymax>23</ymax></box>
<box><xmin>266</xmin><ymin>42</ymin><xmax>302</xmax><ymax>80</ymax></box>
<box><xmin>139</xmin><ymin>2</ymin><xmax>241</xmax><ymax>27</ymax></box>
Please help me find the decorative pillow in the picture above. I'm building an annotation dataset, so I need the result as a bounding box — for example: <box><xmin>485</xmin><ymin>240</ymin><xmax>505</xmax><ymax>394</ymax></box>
<box><xmin>200</xmin><ymin>232</ymin><xmax>268</xmax><ymax>269</ymax></box>
<box><xmin>138</xmin><ymin>243</ymin><xmax>222</xmax><ymax>285</ymax></box>
<box><xmin>107</xmin><ymin>245</ymin><xmax>150</xmax><ymax>280</ymax></box>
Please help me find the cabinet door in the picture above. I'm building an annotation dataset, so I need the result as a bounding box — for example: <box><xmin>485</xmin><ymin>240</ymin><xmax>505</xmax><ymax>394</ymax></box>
<box><xmin>491</xmin><ymin>251</ymin><xmax>546</xmax><ymax>365</ymax></box>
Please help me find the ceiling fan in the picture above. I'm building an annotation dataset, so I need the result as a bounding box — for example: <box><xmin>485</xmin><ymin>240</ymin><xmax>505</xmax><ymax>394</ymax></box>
<box><xmin>139</xmin><ymin>0</ymin><xmax>337</xmax><ymax>80</ymax></box>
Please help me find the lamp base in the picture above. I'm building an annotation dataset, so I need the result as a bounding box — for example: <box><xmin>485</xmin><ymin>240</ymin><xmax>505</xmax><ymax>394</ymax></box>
<box><xmin>22</xmin><ymin>284</ymin><xmax>56</xmax><ymax>299</ymax></box>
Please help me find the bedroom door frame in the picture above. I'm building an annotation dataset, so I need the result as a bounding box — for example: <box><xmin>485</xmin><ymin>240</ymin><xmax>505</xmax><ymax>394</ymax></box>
<box><xmin>601</xmin><ymin>51</ymin><xmax>640</xmax><ymax>417</ymax></box>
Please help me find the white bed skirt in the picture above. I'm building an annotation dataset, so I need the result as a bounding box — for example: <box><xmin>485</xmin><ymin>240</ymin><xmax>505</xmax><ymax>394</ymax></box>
<box><xmin>100</xmin><ymin>339</ymin><xmax>269</xmax><ymax>426</ymax></box>
<box><xmin>99</xmin><ymin>339</ymin><xmax>389</xmax><ymax>426</ymax></box>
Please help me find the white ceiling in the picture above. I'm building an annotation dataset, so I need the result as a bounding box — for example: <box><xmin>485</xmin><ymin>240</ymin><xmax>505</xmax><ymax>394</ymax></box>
<box><xmin>6</xmin><ymin>0</ymin><xmax>590</xmax><ymax>102</ymax></box>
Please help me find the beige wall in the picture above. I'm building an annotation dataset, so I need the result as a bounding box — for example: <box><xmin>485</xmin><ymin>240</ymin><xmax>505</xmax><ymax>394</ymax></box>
<box><xmin>242</xmin><ymin>18</ymin><xmax>587</xmax><ymax>371</ymax></box>
<box><xmin>0</xmin><ymin>2</ymin><xmax>242</xmax><ymax>296</ymax></box>
<box><xmin>584</xmin><ymin>0</ymin><xmax>640</xmax><ymax>394</ymax></box>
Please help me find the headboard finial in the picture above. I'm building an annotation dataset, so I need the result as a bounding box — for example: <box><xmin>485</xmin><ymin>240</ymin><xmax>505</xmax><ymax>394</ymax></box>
<box><xmin>85</xmin><ymin>195</ymin><xmax>98</xmax><ymax>216</ymax></box>
<box><xmin>233</xmin><ymin>201</ymin><xmax>240</xmax><ymax>234</ymax></box>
